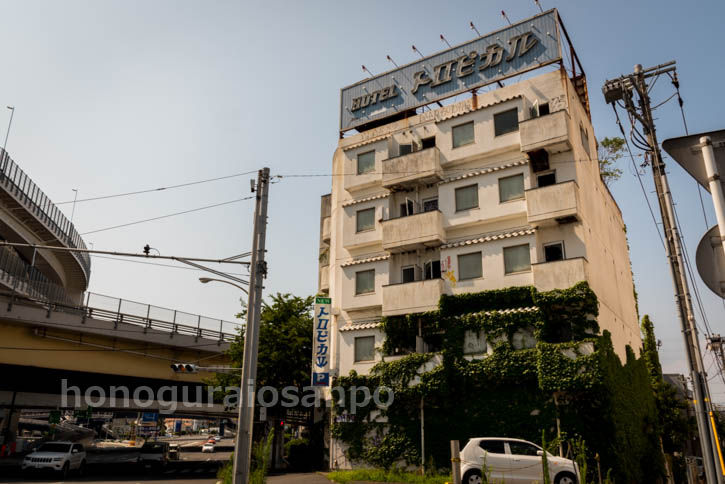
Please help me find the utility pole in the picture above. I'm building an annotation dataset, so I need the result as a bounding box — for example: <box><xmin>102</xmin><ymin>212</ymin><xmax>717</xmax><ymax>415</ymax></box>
<box><xmin>603</xmin><ymin>63</ymin><xmax>723</xmax><ymax>484</ymax></box>
<box><xmin>233</xmin><ymin>167</ymin><xmax>270</xmax><ymax>484</ymax></box>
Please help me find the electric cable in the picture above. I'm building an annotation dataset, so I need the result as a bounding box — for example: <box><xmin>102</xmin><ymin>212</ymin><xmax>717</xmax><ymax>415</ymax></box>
<box><xmin>90</xmin><ymin>254</ymin><xmax>246</xmax><ymax>276</ymax></box>
<box><xmin>80</xmin><ymin>196</ymin><xmax>255</xmax><ymax>235</ymax></box>
<box><xmin>56</xmin><ymin>170</ymin><xmax>259</xmax><ymax>205</ymax></box>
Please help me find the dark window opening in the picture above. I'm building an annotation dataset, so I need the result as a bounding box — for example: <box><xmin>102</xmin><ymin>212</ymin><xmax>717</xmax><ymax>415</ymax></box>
<box><xmin>400</xmin><ymin>199</ymin><xmax>415</xmax><ymax>217</ymax></box>
<box><xmin>494</xmin><ymin>108</ymin><xmax>519</xmax><ymax>136</ymax></box>
<box><xmin>529</xmin><ymin>149</ymin><xmax>550</xmax><ymax>173</ymax></box>
<box><xmin>402</xmin><ymin>266</ymin><xmax>415</xmax><ymax>283</ymax></box>
<box><xmin>421</xmin><ymin>137</ymin><xmax>436</xmax><ymax>149</ymax></box>
<box><xmin>423</xmin><ymin>198</ymin><xmax>438</xmax><ymax>212</ymax></box>
<box><xmin>544</xmin><ymin>243</ymin><xmax>565</xmax><ymax>262</ymax></box>
<box><xmin>399</xmin><ymin>144</ymin><xmax>413</xmax><ymax>156</ymax></box>
<box><xmin>537</xmin><ymin>172</ymin><xmax>556</xmax><ymax>187</ymax></box>
<box><xmin>424</xmin><ymin>260</ymin><xmax>441</xmax><ymax>280</ymax></box>
<box><xmin>539</xmin><ymin>102</ymin><xmax>550</xmax><ymax>116</ymax></box>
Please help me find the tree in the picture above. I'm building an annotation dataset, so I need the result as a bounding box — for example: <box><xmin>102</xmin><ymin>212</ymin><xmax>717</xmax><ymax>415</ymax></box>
<box><xmin>598</xmin><ymin>136</ymin><xmax>625</xmax><ymax>186</ymax></box>
<box><xmin>214</xmin><ymin>293</ymin><xmax>314</xmax><ymax>390</ymax></box>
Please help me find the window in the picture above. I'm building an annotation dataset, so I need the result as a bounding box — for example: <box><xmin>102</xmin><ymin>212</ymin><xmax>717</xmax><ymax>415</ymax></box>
<box><xmin>458</xmin><ymin>252</ymin><xmax>482</xmax><ymax>280</ymax></box>
<box><xmin>357</xmin><ymin>150</ymin><xmax>375</xmax><ymax>174</ymax></box>
<box><xmin>455</xmin><ymin>184</ymin><xmax>478</xmax><ymax>211</ymax></box>
<box><xmin>355</xmin><ymin>269</ymin><xmax>375</xmax><ymax>295</ymax></box>
<box><xmin>402</xmin><ymin>266</ymin><xmax>416</xmax><ymax>283</ymax></box>
<box><xmin>508</xmin><ymin>441</ymin><xmax>540</xmax><ymax>456</ymax></box>
<box><xmin>494</xmin><ymin>108</ymin><xmax>519</xmax><ymax>136</ymax></box>
<box><xmin>529</xmin><ymin>101</ymin><xmax>550</xmax><ymax>118</ymax></box>
<box><xmin>399</xmin><ymin>144</ymin><xmax>413</xmax><ymax>156</ymax></box>
<box><xmin>452</xmin><ymin>121</ymin><xmax>474</xmax><ymax>148</ymax></box>
<box><xmin>423</xmin><ymin>197</ymin><xmax>438</xmax><ymax>212</ymax></box>
<box><xmin>498</xmin><ymin>174</ymin><xmax>524</xmax><ymax>202</ymax></box>
<box><xmin>479</xmin><ymin>440</ymin><xmax>506</xmax><ymax>454</ymax></box>
<box><xmin>580</xmin><ymin>124</ymin><xmax>591</xmax><ymax>158</ymax></box>
<box><xmin>424</xmin><ymin>260</ymin><xmax>441</xmax><ymax>280</ymax></box>
<box><xmin>354</xmin><ymin>336</ymin><xmax>376</xmax><ymax>362</ymax></box>
<box><xmin>544</xmin><ymin>242</ymin><xmax>565</xmax><ymax>262</ymax></box>
<box><xmin>537</xmin><ymin>171</ymin><xmax>556</xmax><ymax>187</ymax></box>
<box><xmin>356</xmin><ymin>207</ymin><xmax>375</xmax><ymax>232</ymax></box>
<box><xmin>504</xmin><ymin>244</ymin><xmax>531</xmax><ymax>274</ymax></box>
<box><xmin>400</xmin><ymin>199</ymin><xmax>415</xmax><ymax>217</ymax></box>
<box><xmin>421</xmin><ymin>137</ymin><xmax>436</xmax><ymax>149</ymax></box>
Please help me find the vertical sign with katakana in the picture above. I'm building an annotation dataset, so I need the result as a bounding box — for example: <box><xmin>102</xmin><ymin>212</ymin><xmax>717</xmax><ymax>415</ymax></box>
<box><xmin>312</xmin><ymin>297</ymin><xmax>331</xmax><ymax>386</ymax></box>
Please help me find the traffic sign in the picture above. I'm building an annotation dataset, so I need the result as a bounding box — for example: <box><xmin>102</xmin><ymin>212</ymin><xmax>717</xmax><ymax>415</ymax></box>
<box><xmin>696</xmin><ymin>226</ymin><xmax>725</xmax><ymax>298</ymax></box>
<box><xmin>662</xmin><ymin>130</ymin><xmax>725</xmax><ymax>193</ymax></box>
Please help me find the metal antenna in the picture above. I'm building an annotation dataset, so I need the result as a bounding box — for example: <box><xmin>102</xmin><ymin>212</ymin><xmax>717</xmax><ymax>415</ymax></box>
<box><xmin>412</xmin><ymin>45</ymin><xmax>425</xmax><ymax>59</ymax></box>
<box><xmin>361</xmin><ymin>65</ymin><xmax>375</xmax><ymax>78</ymax></box>
<box><xmin>386</xmin><ymin>55</ymin><xmax>399</xmax><ymax>68</ymax></box>
<box><xmin>534</xmin><ymin>0</ymin><xmax>544</xmax><ymax>13</ymax></box>
<box><xmin>440</xmin><ymin>34</ymin><xmax>452</xmax><ymax>48</ymax></box>
<box><xmin>469</xmin><ymin>21</ymin><xmax>481</xmax><ymax>37</ymax></box>
<box><xmin>501</xmin><ymin>10</ymin><xmax>512</xmax><ymax>25</ymax></box>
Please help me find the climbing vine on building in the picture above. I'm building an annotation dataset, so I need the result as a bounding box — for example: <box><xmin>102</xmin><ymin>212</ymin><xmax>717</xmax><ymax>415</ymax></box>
<box><xmin>332</xmin><ymin>282</ymin><xmax>664</xmax><ymax>483</ymax></box>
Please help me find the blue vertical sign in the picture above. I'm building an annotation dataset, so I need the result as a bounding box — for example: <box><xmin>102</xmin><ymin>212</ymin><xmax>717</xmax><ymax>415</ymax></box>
<box><xmin>312</xmin><ymin>297</ymin><xmax>331</xmax><ymax>386</ymax></box>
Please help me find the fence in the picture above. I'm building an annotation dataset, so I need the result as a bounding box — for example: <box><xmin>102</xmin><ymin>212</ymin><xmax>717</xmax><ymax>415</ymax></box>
<box><xmin>0</xmin><ymin>245</ymin><xmax>77</xmax><ymax>306</ymax></box>
<box><xmin>0</xmin><ymin>148</ymin><xmax>91</xmax><ymax>279</ymax></box>
<box><xmin>84</xmin><ymin>292</ymin><xmax>242</xmax><ymax>342</ymax></box>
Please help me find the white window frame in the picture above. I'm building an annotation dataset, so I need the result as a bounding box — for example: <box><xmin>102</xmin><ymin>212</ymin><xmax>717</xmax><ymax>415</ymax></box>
<box><xmin>401</xmin><ymin>265</ymin><xmax>416</xmax><ymax>284</ymax></box>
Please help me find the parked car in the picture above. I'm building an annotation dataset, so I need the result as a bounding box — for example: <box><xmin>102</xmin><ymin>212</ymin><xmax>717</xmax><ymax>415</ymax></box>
<box><xmin>138</xmin><ymin>441</ymin><xmax>170</xmax><ymax>468</ymax></box>
<box><xmin>21</xmin><ymin>442</ymin><xmax>86</xmax><ymax>478</ymax></box>
<box><xmin>168</xmin><ymin>443</ymin><xmax>180</xmax><ymax>461</ymax></box>
<box><xmin>460</xmin><ymin>437</ymin><xmax>578</xmax><ymax>484</ymax></box>
<box><xmin>207</xmin><ymin>438</ymin><xmax>216</xmax><ymax>444</ymax></box>
<box><xmin>201</xmin><ymin>442</ymin><xmax>215</xmax><ymax>453</ymax></box>
<box><xmin>213</xmin><ymin>435</ymin><xmax>222</xmax><ymax>442</ymax></box>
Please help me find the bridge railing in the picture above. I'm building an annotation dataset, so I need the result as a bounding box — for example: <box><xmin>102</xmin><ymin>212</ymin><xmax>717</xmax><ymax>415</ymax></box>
<box><xmin>0</xmin><ymin>245</ymin><xmax>77</xmax><ymax>306</ymax></box>
<box><xmin>84</xmin><ymin>292</ymin><xmax>241</xmax><ymax>342</ymax></box>
<box><xmin>0</xmin><ymin>148</ymin><xmax>91</xmax><ymax>281</ymax></box>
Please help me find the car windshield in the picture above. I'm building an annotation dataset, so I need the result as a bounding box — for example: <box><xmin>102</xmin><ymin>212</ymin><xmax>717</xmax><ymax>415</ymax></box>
<box><xmin>141</xmin><ymin>443</ymin><xmax>166</xmax><ymax>452</ymax></box>
<box><xmin>38</xmin><ymin>443</ymin><xmax>71</xmax><ymax>453</ymax></box>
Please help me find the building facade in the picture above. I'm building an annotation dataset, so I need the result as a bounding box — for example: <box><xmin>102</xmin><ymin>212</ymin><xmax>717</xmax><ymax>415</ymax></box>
<box><xmin>318</xmin><ymin>68</ymin><xmax>641</xmax><ymax>379</ymax></box>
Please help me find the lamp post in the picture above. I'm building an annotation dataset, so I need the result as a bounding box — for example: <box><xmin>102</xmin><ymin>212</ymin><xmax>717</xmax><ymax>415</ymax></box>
<box><xmin>199</xmin><ymin>277</ymin><xmax>248</xmax><ymax>295</ymax></box>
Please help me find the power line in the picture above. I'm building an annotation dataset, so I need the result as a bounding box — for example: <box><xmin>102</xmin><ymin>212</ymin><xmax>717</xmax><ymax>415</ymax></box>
<box><xmin>80</xmin><ymin>196</ymin><xmax>255</xmax><ymax>235</ymax></box>
<box><xmin>56</xmin><ymin>170</ymin><xmax>259</xmax><ymax>205</ymax></box>
<box><xmin>90</xmin><ymin>254</ymin><xmax>246</xmax><ymax>276</ymax></box>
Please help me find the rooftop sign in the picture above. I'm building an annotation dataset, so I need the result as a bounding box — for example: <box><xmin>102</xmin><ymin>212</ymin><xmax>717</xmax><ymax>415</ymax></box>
<box><xmin>340</xmin><ymin>9</ymin><xmax>562</xmax><ymax>132</ymax></box>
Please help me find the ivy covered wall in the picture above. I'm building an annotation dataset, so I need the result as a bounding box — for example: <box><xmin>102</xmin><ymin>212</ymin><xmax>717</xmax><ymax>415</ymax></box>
<box><xmin>332</xmin><ymin>282</ymin><xmax>663</xmax><ymax>483</ymax></box>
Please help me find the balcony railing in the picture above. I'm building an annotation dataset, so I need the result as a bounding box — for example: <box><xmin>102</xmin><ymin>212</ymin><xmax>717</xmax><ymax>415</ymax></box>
<box><xmin>381</xmin><ymin>210</ymin><xmax>445</xmax><ymax>252</ymax></box>
<box><xmin>519</xmin><ymin>110</ymin><xmax>571</xmax><ymax>153</ymax></box>
<box><xmin>525</xmin><ymin>180</ymin><xmax>580</xmax><ymax>226</ymax></box>
<box><xmin>382</xmin><ymin>147</ymin><xmax>442</xmax><ymax>189</ymax></box>
<box><xmin>383</xmin><ymin>278</ymin><xmax>446</xmax><ymax>316</ymax></box>
<box><xmin>532</xmin><ymin>257</ymin><xmax>588</xmax><ymax>292</ymax></box>
<box><xmin>0</xmin><ymin>245</ymin><xmax>76</xmax><ymax>305</ymax></box>
<box><xmin>0</xmin><ymin>149</ymin><xmax>91</xmax><ymax>280</ymax></box>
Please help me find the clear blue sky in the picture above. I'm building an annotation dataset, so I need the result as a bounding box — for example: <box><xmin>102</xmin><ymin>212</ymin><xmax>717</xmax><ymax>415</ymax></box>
<box><xmin>2</xmin><ymin>0</ymin><xmax>724</xmax><ymax>399</ymax></box>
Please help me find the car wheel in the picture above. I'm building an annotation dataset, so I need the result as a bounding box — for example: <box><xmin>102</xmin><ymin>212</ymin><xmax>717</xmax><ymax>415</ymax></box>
<box><xmin>78</xmin><ymin>460</ymin><xmax>86</xmax><ymax>476</ymax></box>
<box><xmin>60</xmin><ymin>462</ymin><xmax>70</xmax><ymax>479</ymax></box>
<box><xmin>462</xmin><ymin>469</ymin><xmax>483</xmax><ymax>484</ymax></box>
<box><xmin>555</xmin><ymin>471</ymin><xmax>578</xmax><ymax>484</ymax></box>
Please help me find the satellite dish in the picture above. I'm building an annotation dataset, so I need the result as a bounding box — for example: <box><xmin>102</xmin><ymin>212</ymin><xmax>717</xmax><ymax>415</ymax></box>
<box><xmin>696</xmin><ymin>225</ymin><xmax>725</xmax><ymax>298</ymax></box>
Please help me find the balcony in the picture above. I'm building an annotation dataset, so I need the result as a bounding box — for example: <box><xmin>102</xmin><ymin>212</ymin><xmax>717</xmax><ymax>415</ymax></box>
<box><xmin>519</xmin><ymin>110</ymin><xmax>571</xmax><ymax>153</ymax></box>
<box><xmin>321</xmin><ymin>216</ymin><xmax>331</xmax><ymax>243</ymax></box>
<box><xmin>383</xmin><ymin>278</ymin><xmax>446</xmax><ymax>316</ymax></box>
<box><xmin>319</xmin><ymin>265</ymin><xmax>329</xmax><ymax>293</ymax></box>
<box><xmin>382</xmin><ymin>147</ymin><xmax>442</xmax><ymax>189</ymax></box>
<box><xmin>381</xmin><ymin>210</ymin><xmax>445</xmax><ymax>253</ymax></box>
<box><xmin>0</xmin><ymin>149</ymin><xmax>90</xmax><ymax>289</ymax></box>
<box><xmin>532</xmin><ymin>257</ymin><xmax>588</xmax><ymax>292</ymax></box>
<box><xmin>526</xmin><ymin>180</ymin><xmax>580</xmax><ymax>227</ymax></box>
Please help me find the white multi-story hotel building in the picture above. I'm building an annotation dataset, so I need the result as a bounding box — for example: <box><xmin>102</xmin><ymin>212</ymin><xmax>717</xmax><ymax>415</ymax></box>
<box><xmin>317</xmin><ymin>11</ymin><xmax>641</xmax><ymax>381</ymax></box>
<box><xmin>318</xmin><ymin>68</ymin><xmax>640</xmax><ymax>377</ymax></box>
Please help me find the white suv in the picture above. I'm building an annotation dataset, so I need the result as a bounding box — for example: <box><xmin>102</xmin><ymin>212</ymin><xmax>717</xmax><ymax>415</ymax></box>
<box><xmin>461</xmin><ymin>437</ymin><xmax>578</xmax><ymax>484</ymax></box>
<box><xmin>22</xmin><ymin>441</ymin><xmax>87</xmax><ymax>477</ymax></box>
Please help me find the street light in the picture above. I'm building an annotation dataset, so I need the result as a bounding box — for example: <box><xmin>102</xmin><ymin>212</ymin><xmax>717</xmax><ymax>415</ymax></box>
<box><xmin>199</xmin><ymin>277</ymin><xmax>248</xmax><ymax>294</ymax></box>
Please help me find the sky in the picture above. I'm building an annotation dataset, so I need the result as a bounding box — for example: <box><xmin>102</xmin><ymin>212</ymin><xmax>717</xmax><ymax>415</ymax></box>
<box><xmin>1</xmin><ymin>0</ymin><xmax>725</xmax><ymax>399</ymax></box>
